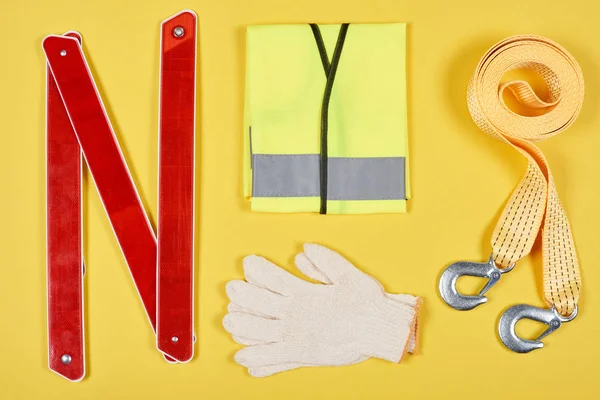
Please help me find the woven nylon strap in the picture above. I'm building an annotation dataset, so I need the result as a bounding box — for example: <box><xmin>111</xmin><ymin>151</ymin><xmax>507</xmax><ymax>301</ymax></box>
<box><xmin>467</xmin><ymin>35</ymin><xmax>583</xmax><ymax>317</ymax></box>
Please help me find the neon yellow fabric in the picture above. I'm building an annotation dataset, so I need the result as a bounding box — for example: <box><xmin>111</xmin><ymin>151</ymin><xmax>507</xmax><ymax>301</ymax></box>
<box><xmin>244</xmin><ymin>23</ymin><xmax>410</xmax><ymax>214</ymax></box>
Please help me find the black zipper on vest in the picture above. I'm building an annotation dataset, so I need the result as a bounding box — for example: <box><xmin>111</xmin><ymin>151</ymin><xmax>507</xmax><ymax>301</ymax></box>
<box><xmin>309</xmin><ymin>23</ymin><xmax>349</xmax><ymax>214</ymax></box>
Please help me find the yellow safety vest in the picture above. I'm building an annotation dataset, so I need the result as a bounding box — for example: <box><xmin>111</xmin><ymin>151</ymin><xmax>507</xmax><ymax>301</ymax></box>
<box><xmin>244</xmin><ymin>23</ymin><xmax>410</xmax><ymax>214</ymax></box>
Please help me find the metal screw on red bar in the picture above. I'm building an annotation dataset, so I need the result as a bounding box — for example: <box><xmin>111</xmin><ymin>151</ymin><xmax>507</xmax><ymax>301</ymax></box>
<box><xmin>173</xmin><ymin>26</ymin><xmax>184</xmax><ymax>38</ymax></box>
<box><xmin>61</xmin><ymin>354</ymin><xmax>72</xmax><ymax>365</ymax></box>
<box><xmin>171</xmin><ymin>336</ymin><xmax>179</xmax><ymax>343</ymax></box>
<box><xmin>60</xmin><ymin>50</ymin><xmax>67</xmax><ymax>56</ymax></box>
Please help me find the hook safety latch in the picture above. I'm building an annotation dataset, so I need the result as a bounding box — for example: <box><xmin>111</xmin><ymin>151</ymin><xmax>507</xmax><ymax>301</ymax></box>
<box><xmin>498</xmin><ymin>304</ymin><xmax>578</xmax><ymax>353</ymax></box>
<box><xmin>438</xmin><ymin>254</ymin><xmax>514</xmax><ymax>311</ymax></box>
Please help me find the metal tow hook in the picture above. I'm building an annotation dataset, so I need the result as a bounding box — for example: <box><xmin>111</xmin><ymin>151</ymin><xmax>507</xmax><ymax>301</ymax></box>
<box><xmin>438</xmin><ymin>254</ymin><xmax>515</xmax><ymax>311</ymax></box>
<box><xmin>498</xmin><ymin>304</ymin><xmax>578</xmax><ymax>353</ymax></box>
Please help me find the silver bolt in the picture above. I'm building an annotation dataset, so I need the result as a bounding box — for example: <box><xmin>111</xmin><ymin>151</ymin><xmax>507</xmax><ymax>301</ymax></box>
<box><xmin>61</xmin><ymin>354</ymin><xmax>72</xmax><ymax>364</ymax></box>
<box><xmin>60</xmin><ymin>50</ymin><xmax>67</xmax><ymax>56</ymax></box>
<box><xmin>173</xmin><ymin>26</ymin><xmax>185</xmax><ymax>38</ymax></box>
<box><xmin>492</xmin><ymin>272</ymin><xmax>500</xmax><ymax>279</ymax></box>
<box><xmin>171</xmin><ymin>336</ymin><xmax>179</xmax><ymax>343</ymax></box>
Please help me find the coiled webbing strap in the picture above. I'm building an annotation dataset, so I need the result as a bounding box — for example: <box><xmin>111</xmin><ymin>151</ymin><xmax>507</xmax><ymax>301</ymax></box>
<box><xmin>467</xmin><ymin>35</ymin><xmax>583</xmax><ymax>316</ymax></box>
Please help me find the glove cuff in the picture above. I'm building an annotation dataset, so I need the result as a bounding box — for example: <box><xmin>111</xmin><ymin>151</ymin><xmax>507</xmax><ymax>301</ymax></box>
<box><xmin>364</xmin><ymin>295</ymin><xmax>419</xmax><ymax>363</ymax></box>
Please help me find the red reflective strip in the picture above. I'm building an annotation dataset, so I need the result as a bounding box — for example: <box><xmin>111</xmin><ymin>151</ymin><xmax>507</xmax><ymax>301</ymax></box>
<box><xmin>43</xmin><ymin>36</ymin><xmax>158</xmax><ymax>331</ymax></box>
<box><xmin>156</xmin><ymin>10</ymin><xmax>197</xmax><ymax>363</ymax></box>
<box><xmin>46</xmin><ymin>32</ymin><xmax>84</xmax><ymax>382</ymax></box>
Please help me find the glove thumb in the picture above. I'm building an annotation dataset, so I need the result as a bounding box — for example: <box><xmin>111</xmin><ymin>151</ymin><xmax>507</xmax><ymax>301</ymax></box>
<box><xmin>299</xmin><ymin>243</ymin><xmax>362</xmax><ymax>284</ymax></box>
<box><xmin>294</xmin><ymin>252</ymin><xmax>332</xmax><ymax>284</ymax></box>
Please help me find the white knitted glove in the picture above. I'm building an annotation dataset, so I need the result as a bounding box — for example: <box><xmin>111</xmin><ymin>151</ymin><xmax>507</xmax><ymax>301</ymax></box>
<box><xmin>223</xmin><ymin>244</ymin><xmax>421</xmax><ymax>377</ymax></box>
<box><xmin>227</xmin><ymin>295</ymin><xmax>420</xmax><ymax>378</ymax></box>
<box><xmin>227</xmin><ymin>250</ymin><xmax>421</xmax><ymax>377</ymax></box>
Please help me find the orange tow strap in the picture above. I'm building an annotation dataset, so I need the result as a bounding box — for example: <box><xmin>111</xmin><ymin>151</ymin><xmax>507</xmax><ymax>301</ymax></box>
<box><xmin>467</xmin><ymin>35</ymin><xmax>583</xmax><ymax>317</ymax></box>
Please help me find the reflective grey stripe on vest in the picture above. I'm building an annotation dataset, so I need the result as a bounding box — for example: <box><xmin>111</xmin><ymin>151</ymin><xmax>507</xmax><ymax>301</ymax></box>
<box><xmin>252</xmin><ymin>154</ymin><xmax>406</xmax><ymax>200</ymax></box>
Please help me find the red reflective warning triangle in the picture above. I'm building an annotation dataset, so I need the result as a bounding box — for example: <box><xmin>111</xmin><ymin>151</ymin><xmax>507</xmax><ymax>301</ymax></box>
<box><xmin>44</xmin><ymin>11</ymin><xmax>197</xmax><ymax>381</ymax></box>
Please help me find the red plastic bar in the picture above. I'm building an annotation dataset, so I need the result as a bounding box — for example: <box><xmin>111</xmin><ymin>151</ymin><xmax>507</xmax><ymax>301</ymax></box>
<box><xmin>156</xmin><ymin>10</ymin><xmax>197</xmax><ymax>363</ymax></box>
<box><xmin>46</xmin><ymin>31</ymin><xmax>85</xmax><ymax>382</ymax></box>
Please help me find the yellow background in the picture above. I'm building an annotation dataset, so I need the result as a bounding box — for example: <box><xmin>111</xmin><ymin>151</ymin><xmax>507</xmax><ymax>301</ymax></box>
<box><xmin>1</xmin><ymin>0</ymin><xmax>599</xmax><ymax>398</ymax></box>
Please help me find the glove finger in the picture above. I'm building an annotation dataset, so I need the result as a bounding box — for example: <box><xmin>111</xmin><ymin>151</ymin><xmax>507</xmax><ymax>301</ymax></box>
<box><xmin>247</xmin><ymin>353</ymin><xmax>371</xmax><ymax>377</ymax></box>
<box><xmin>227</xmin><ymin>302</ymin><xmax>247</xmax><ymax>313</ymax></box>
<box><xmin>248</xmin><ymin>363</ymin><xmax>305</xmax><ymax>378</ymax></box>
<box><xmin>223</xmin><ymin>312</ymin><xmax>282</xmax><ymax>343</ymax></box>
<box><xmin>234</xmin><ymin>342</ymin><xmax>291</xmax><ymax>368</ymax></box>
<box><xmin>244</xmin><ymin>255</ymin><xmax>309</xmax><ymax>296</ymax></box>
<box><xmin>302</xmin><ymin>243</ymin><xmax>360</xmax><ymax>283</ymax></box>
<box><xmin>228</xmin><ymin>302</ymin><xmax>272</xmax><ymax>320</ymax></box>
<box><xmin>227</xmin><ymin>303</ymin><xmax>275</xmax><ymax>342</ymax></box>
<box><xmin>294</xmin><ymin>253</ymin><xmax>331</xmax><ymax>284</ymax></box>
<box><xmin>226</xmin><ymin>280</ymin><xmax>285</xmax><ymax>318</ymax></box>
<box><xmin>228</xmin><ymin>304</ymin><xmax>278</xmax><ymax>345</ymax></box>
<box><xmin>248</xmin><ymin>356</ymin><xmax>369</xmax><ymax>378</ymax></box>
<box><xmin>232</xmin><ymin>335</ymin><xmax>264</xmax><ymax>346</ymax></box>
<box><xmin>386</xmin><ymin>293</ymin><xmax>420</xmax><ymax>307</ymax></box>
